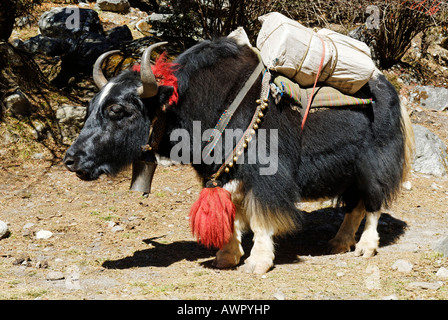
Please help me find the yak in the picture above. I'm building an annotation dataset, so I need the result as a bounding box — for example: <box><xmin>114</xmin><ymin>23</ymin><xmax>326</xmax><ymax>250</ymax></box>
<box><xmin>64</xmin><ymin>38</ymin><xmax>414</xmax><ymax>274</ymax></box>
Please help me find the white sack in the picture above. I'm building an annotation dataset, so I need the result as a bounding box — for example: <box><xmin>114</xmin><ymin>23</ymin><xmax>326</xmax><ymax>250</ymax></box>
<box><xmin>256</xmin><ymin>12</ymin><xmax>375</xmax><ymax>94</ymax></box>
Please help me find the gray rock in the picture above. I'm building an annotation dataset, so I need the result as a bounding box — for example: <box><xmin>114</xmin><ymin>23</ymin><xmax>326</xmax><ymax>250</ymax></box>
<box><xmin>0</xmin><ymin>220</ymin><xmax>9</xmax><ymax>239</ymax></box>
<box><xmin>96</xmin><ymin>0</ymin><xmax>131</xmax><ymax>13</ymax></box>
<box><xmin>19</xmin><ymin>7</ymin><xmax>132</xmax><ymax>82</ymax></box>
<box><xmin>436</xmin><ymin>267</ymin><xmax>448</xmax><ymax>279</ymax></box>
<box><xmin>56</xmin><ymin>104</ymin><xmax>86</xmax><ymax>125</ymax></box>
<box><xmin>46</xmin><ymin>271</ymin><xmax>65</xmax><ymax>281</ymax></box>
<box><xmin>391</xmin><ymin>259</ymin><xmax>413</xmax><ymax>273</ymax></box>
<box><xmin>56</xmin><ymin>104</ymin><xmax>87</xmax><ymax>139</ymax></box>
<box><xmin>4</xmin><ymin>90</ymin><xmax>32</xmax><ymax>117</ymax></box>
<box><xmin>36</xmin><ymin>230</ymin><xmax>53</xmax><ymax>240</ymax></box>
<box><xmin>111</xmin><ymin>225</ymin><xmax>124</xmax><ymax>233</ymax></box>
<box><xmin>412</xmin><ymin>125</ymin><xmax>448</xmax><ymax>177</ymax></box>
<box><xmin>273</xmin><ymin>290</ymin><xmax>285</xmax><ymax>300</ymax></box>
<box><xmin>16</xmin><ymin>35</ymin><xmax>70</xmax><ymax>56</ymax></box>
<box><xmin>382</xmin><ymin>294</ymin><xmax>398</xmax><ymax>300</ymax></box>
<box><xmin>39</xmin><ymin>7</ymin><xmax>104</xmax><ymax>40</ymax></box>
<box><xmin>106</xmin><ymin>25</ymin><xmax>133</xmax><ymax>46</ymax></box>
<box><xmin>409</xmin><ymin>86</ymin><xmax>448</xmax><ymax>111</ymax></box>
<box><xmin>433</xmin><ymin>236</ymin><xmax>448</xmax><ymax>257</ymax></box>
<box><xmin>407</xmin><ymin>281</ymin><xmax>442</xmax><ymax>290</ymax></box>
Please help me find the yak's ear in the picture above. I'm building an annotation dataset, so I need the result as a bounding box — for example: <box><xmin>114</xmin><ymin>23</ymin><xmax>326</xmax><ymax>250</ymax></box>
<box><xmin>158</xmin><ymin>86</ymin><xmax>174</xmax><ymax>105</ymax></box>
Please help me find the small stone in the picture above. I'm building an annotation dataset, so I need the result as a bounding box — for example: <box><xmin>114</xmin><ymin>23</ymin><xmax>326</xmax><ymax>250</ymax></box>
<box><xmin>0</xmin><ymin>220</ymin><xmax>9</xmax><ymax>239</ymax></box>
<box><xmin>13</xmin><ymin>253</ymin><xmax>31</xmax><ymax>265</ymax></box>
<box><xmin>382</xmin><ymin>294</ymin><xmax>398</xmax><ymax>300</ymax></box>
<box><xmin>107</xmin><ymin>221</ymin><xmax>116</xmax><ymax>229</ymax></box>
<box><xmin>407</xmin><ymin>281</ymin><xmax>442</xmax><ymax>290</ymax></box>
<box><xmin>36</xmin><ymin>230</ymin><xmax>53</xmax><ymax>240</ymax></box>
<box><xmin>402</xmin><ymin>181</ymin><xmax>412</xmax><ymax>191</ymax></box>
<box><xmin>4</xmin><ymin>90</ymin><xmax>32</xmax><ymax>117</ymax></box>
<box><xmin>111</xmin><ymin>225</ymin><xmax>124</xmax><ymax>233</ymax></box>
<box><xmin>436</xmin><ymin>267</ymin><xmax>448</xmax><ymax>279</ymax></box>
<box><xmin>273</xmin><ymin>290</ymin><xmax>285</xmax><ymax>300</ymax></box>
<box><xmin>391</xmin><ymin>259</ymin><xmax>413</xmax><ymax>273</ymax></box>
<box><xmin>46</xmin><ymin>271</ymin><xmax>65</xmax><ymax>281</ymax></box>
<box><xmin>23</xmin><ymin>222</ymin><xmax>35</xmax><ymax>229</ymax></box>
<box><xmin>35</xmin><ymin>259</ymin><xmax>49</xmax><ymax>269</ymax></box>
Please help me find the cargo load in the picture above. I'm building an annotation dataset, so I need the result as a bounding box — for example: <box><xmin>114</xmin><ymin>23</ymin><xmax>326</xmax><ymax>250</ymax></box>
<box><xmin>256</xmin><ymin>12</ymin><xmax>376</xmax><ymax>95</ymax></box>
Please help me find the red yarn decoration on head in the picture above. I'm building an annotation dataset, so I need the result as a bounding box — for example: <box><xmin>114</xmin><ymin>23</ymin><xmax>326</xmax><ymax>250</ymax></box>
<box><xmin>189</xmin><ymin>185</ymin><xmax>236</xmax><ymax>249</ymax></box>
<box><xmin>132</xmin><ymin>52</ymin><xmax>179</xmax><ymax>105</ymax></box>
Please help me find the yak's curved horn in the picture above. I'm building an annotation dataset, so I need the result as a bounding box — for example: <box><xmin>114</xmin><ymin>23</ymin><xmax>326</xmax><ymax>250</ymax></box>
<box><xmin>137</xmin><ymin>42</ymin><xmax>168</xmax><ymax>98</ymax></box>
<box><xmin>92</xmin><ymin>50</ymin><xmax>120</xmax><ymax>89</ymax></box>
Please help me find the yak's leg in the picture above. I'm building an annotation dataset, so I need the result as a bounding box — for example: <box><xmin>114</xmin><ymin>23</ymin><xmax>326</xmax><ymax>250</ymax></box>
<box><xmin>213</xmin><ymin>180</ymin><xmax>246</xmax><ymax>269</ymax></box>
<box><xmin>213</xmin><ymin>216</ymin><xmax>245</xmax><ymax>269</ymax></box>
<box><xmin>240</xmin><ymin>222</ymin><xmax>275</xmax><ymax>274</ymax></box>
<box><xmin>233</xmin><ymin>189</ymin><xmax>276</xmax><ymax>274</ymax></box>
<box><xmin>354</xmin><ymin>211</ymin><xmax>381</xmax><ymax>257</ymax></box>
<box><xmin>329</xmin><ymin>201</ymin><xmax>366</xmax><ymax>254</ymax></box>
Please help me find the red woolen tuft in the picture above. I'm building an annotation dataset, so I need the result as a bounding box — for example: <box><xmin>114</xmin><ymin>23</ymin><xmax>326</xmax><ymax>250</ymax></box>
<box><xmin>189</xmin><ymin>186</ymin><xmax>236</xmax><ymax>249</ymax></box>
<box><xmin>132</xmin><ymin>52</ymin><xmax>179</xmax><ymax>105</ymax></box>
<box><xmin>131</xmin><ymin>64</ymin><xmax>141</xmax><ymax>72</ymax></box>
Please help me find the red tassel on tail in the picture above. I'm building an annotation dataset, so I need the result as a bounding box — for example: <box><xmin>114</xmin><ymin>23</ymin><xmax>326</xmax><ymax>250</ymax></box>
<box><xmin>189</xmin><ymin>180</ymin><xmax>236</xmax><ymax>249</ymax></box>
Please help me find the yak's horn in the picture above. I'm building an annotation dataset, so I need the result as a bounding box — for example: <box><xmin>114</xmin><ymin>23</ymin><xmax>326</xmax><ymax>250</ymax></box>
<box><xmin>92</xmin><ymin>50</ymin><xmax>120</xmax><ymax>89</ymax></box>
<box><xmin>137</xmin><ymin>42</ymin><xmax>168</xmax><ymax>98</ymax></box>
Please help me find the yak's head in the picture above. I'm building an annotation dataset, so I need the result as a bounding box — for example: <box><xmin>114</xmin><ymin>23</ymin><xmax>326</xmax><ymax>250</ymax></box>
<box><xmin>63</xmin><ymin>42</ymin><xmax>176</xmax><ymax>192</ymax></box>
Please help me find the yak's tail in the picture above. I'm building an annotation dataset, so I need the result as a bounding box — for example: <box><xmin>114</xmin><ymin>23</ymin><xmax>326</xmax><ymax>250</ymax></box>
<box><xmin>369</xmin><ymin>69</ymin><xmax>415</xmax><ymax>193</ymax></box>
<box><xmin>399</xmin><ymin>99</ymin><xmax>415</xmax><ymax>183</ymax></box>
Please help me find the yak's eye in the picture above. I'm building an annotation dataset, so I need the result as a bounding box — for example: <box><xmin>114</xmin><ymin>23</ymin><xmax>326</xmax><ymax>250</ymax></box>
<box><xmin>107</xmin><ymin>104</ymin><xmax>126</xmax><ymax>120</ymax></box>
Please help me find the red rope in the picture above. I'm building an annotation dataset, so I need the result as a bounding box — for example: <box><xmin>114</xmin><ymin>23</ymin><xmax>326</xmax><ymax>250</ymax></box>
<box><xmin>301</xmin><ymin>36</ymin><xmax>326</xmax><ymax>130</ymax></box>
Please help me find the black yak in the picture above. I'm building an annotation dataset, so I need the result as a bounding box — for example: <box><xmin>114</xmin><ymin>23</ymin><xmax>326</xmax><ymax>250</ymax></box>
<box><xmin>64</xmin><ymin>38</ymin><xmax>414</xmax><ymax>274</ymax></box>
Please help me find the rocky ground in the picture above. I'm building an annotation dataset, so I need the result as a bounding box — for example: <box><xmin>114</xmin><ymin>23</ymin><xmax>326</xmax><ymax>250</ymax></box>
<box><xmin>1</xmin><ymin>2</ymin><xmax>448</xmax><ymax>301</ymax></box>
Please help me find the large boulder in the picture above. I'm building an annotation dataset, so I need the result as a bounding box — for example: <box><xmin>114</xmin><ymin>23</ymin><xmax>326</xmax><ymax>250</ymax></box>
<box><xmin>56</xmin><ymin>104</ymin><xmax>87</xmax><ymax>141</ymax></box>
<box><xmin>38</xmin><ymin>7</ymin><xmax>105</xmax><ymax>39</ymax></box>
<box><xmin>3</xmin><ymin>89</ymin><xmax>33</xmax><ymax>117</ymax></box>
<box><xmin>412</xmin><ymin>124</ymin><xmax>448</xmax><ymax>177</ymax></box>
<box><xmin>15</xmin><ymin>7</ymin><xmax>133</xmax><ymax>84</ymax></box>
<box><xmin>409</xmin><ymin>86</ymin><xmax>448</xmax><ymax>112</ymax></box>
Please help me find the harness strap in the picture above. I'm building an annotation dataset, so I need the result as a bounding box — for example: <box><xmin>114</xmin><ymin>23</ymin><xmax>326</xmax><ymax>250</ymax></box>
<box><xmin>203</xmin><ymin>59</ymin><xmax>265</xmax><ymax>163</ymax></box>
<box><xmin>212</xmin><ymin>70</ymin><xmax>271</xmax><ymax>181</ymax></box>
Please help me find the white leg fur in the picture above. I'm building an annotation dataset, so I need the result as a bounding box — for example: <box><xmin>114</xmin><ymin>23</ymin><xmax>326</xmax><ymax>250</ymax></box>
<box><xmin>213</xmin><ymin>180</ymin><xmax>246</xmax><ymax>269</ymax></box>
<box><xmin>240</xmin><ymin>222</ymin><xmax>275</xmax><ymax>274</ymax></box>
<box><xmin>214</xmin><ymin>182</ymin><xmax>298</xmax><ymax>274</ymax></box>
<box><xmin>213</xmin><ymin>216</ymin><xmax>245</xmax><ymax>269</ymax></box>
<box><xmin>354</xmin><ymin>211</ymin><xmax>381</xmax><ymax>257</ymax></box>
<box><xmin>329</xmin><ymin>201</ymin><xmax>366</xmax><ymax>254</ymax></box>
<box><xmin>238</xmin><ymin>189</ymin><xmax>296</xmax><ymax>274</ymax></box>
<box><xmin>329</xmin><ymin>200</ymin><xmax>381</xmax><ymax>257</ymax></box>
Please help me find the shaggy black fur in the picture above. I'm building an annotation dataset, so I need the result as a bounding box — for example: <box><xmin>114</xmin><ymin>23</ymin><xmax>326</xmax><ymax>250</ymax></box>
<box><xmin>65</xmin><ymin>38</ymin><xmax>407</xmax><ymax>231</ymax></box>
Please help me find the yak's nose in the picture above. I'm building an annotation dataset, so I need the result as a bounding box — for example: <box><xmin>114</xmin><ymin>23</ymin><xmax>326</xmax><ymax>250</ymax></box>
<box><xmin>63</xmin><ymin>152</ymin><xmax>78</xmax><ymax>173</ymax></box>
<box><xmin>63</xmin><ymin>153</ymin><xmax>91</xmax><ymax>180</ymax></box>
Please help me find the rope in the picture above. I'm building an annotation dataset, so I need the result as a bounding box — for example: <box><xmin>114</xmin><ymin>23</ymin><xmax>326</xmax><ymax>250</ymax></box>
<box><xmin>301</xmin><ymin>35</ymin><xmax>326</xmax><ymax>130</ymax></box>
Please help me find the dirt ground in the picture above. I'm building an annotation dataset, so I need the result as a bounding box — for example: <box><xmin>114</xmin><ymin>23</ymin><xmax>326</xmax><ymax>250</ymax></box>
<box><xmin>0</xmin><ymin>103</ymin><xmax>447</xmax><ymax>300</ymax></box>
<box><xmin>1</xmin><ymin>3</ymin><xmax>448</xmax><ymax>301</ymax></box>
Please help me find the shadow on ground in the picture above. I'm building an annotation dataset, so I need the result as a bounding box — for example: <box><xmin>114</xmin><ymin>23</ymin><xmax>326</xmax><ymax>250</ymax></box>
<box><xmin>102</xmin><ymin>207</ymin><xmax>407</xmax><ymax>270</ymax></box>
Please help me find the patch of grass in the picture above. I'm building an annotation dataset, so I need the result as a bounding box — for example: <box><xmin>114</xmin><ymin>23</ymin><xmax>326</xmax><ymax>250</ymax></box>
<box><xmin>26</xmin><ymin>289</ymin><xmax>47</xmax><ymax>299</ymax></box>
